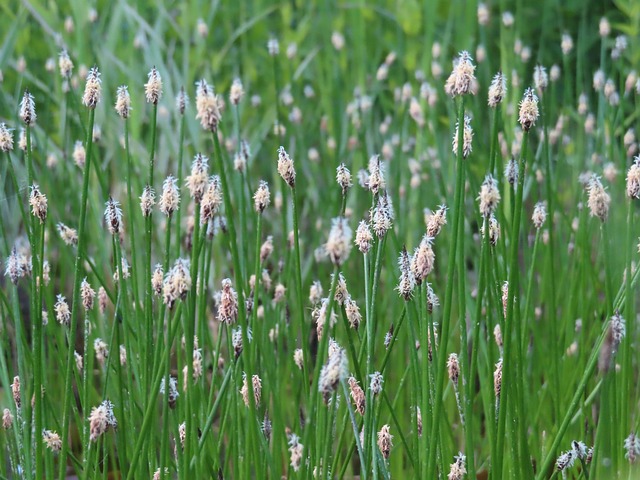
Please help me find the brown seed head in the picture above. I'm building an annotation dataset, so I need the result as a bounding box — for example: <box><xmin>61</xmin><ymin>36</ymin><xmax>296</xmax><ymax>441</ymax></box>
<box><xmin>254</xmin><ymin>180</ymin><xmax>271</xmax><ymax>213</ymax></box>
<box><xmin>19</xmin><ymin>90</ymin><xmax>37</xmax><ymax>125</ymax></box>
<box><xmin>277</xmin><ymin>146</ymin><xmax>296</xmax><ymax>188</ymax></box>
<box><xmin>377</xmin><ymin>424</ymin><xmax>393</xmax><ymax>459</ymax></box>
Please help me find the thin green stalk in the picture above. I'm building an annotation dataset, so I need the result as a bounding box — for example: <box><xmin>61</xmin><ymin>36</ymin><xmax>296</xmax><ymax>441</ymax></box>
<box><xmin>33</xmin><ymin>217</ymin><xmax>46</xmax><ymax>480</ymax></box>
<box><xmin>58</xmin><ymin>107</ymin><xmax>96</xmax><ymax>480</ymax></box>
<box><xmin>175</xmin><ymin>113</ymin><xmax>186</xmax><ymax>256</ymax></box>
<box><xmin>123</xmin><ymin>119</ymin><xmax>141</xmax><ymax>316</ymax></box>
<box><xmin>291</xmin><ymin>185</ymin><xmax>306</xmax><ymax>365</ymax></box>
<box><xmin>426</xmin><ymin>96</ymin><xmax>466</xmax><ymax>479</ymax></box>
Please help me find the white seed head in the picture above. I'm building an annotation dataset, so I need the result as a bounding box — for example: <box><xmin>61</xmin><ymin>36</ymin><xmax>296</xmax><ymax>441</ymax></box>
<box><xmin>445</xmin><ymin>51</ymin><xmax>476</xmax><ymax>97</ymax></box>
<box><xmin>19</xmin><ymin>90</ymin><xmax>37</xmax><ymax>125</ymax></box>
<box><xmin>518</xmin><ymin>87</ymin><xmax>539</xmax><ymax>131</ymax></box>
<box><xmin>159</xmin><ymin>175</ymin><xmax>180</xmax><ymax>216</ymax></box>
<box><xmin>115</xmin><ymin>85</ymin><xmax>131</xmax><ymax>118</ymax></box>
<box><xmin>144</xmin><ymin>67</ymin><xmax>163</xmax><ymax>104</ymax></box>
<box><xmin>277</xmin><ymin>146</ymin><xmax>296</xmax><ymax>188</ymax></box>
<box><xmin>488</xmin><ymin>71</ymin><xmax>507</xmax><ymax>107</ymax></box>
<box><xmin>82</xmin><ymin>67</ymin><xmax>102</xmax><ymax>109</ymax></box>
<box><xmin>325</xmin><ymin>217</ymin><xmax>352</xmax><ymax>266</ymax></box>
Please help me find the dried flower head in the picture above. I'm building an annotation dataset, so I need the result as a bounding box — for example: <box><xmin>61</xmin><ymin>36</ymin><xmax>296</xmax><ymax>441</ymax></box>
<box><xmin>81</xmin><ymin>278</ymin><xmax>96</xmax><ymax>310</ymax></box>
<box><xmin>377</xmin><ymin>425</ymin><xmax>393</xmax><ymax>459</ymax></box>
<box><xmin>139</xmin><ymin>185</ymin><xmax>156</xmax><ymax>217</ymax></box>
<box><xmin>367</xmin><ymin>155</ymin><xmax>386</xmax><ymax>193</ymax></box>
<box><xmin>478</xmin><ymin>174</ymin><xmax>501</xmax><ymax>217</ymax></box>
<box><xmin>518</xmin><ymin>87</ymin><xmax>539</xmax><ymax>131</ymax></box>
<box><xmin>348</xmin><ymin>377</ymin><xmax>365</xmax><ymax>415</ymax></box>
<box><xmin>88</xmin><ymin>404</ymin><xmax>107</xmax><ymax>441</ymax></box>
<box><xmin>411</xmin><ymin>235</ymin><xmax>435</xmax><ymax>284</ymax></box>
<box><xmin>626</xmin><ymin>156</ymin><xmax>640</xmax><ymax>199</ymax></box>
<box><xmin>115</xmin><ymin>85</ymin><xmax>131</xmax><ymax>118</ymax></box>
<box><xmin>493</xmin><ymin>358</ymin><xmax>503</xmax><ymax>399</ymax></box>
<box><xmin>94</xmin><ymin>338</ymin><xmax>109</xmax><ymax>366</ymax></box>
<box><xmin>532</xmin><ymin>202</ymin><xmax>547</xmax><ymax>228</ymax></box>
<box><xmin>0</xmin><ymin>123</ymin><xmax>14</xmax><ymax>152</ymax></box>
<box><xmin>586</xmin><ymin>175</ymin><xmax>610</xmax><ymax>222</ymax></box>
<box><xmin>58</xmin><ymin>50</ymin><xmax>73</xmax><ymax>78</ymax></box>
<box><xmin>144</xmin><ymin>67</ymin><xmax>162</xmax><ymax>104</ymax></box>
<box><xmin>19</xmin><ymin>89</ymin><xmax>37</xmax><ymax>125</ymax></box>
<box><xmin>354</xmin><ymin>220</ymin><xmax>373</xmax><ymax>254</ymax></box>
<box><xmin>452</xmin><ymin>114</ymin><xmax>473</xmax><ymax>158</ymax></box>
<box><xmin>162</xmin><ymin>258</ymin><xmax>191</xmax><ymax>308</ymax></box>
<box><xmin>176</xmin><ymin>86</ymin><xmax>188</xmax><ymax>115</ymax></box>
<box><xmin>159</xmin><ymin>175</ymin><xmax>180</xmax><ymax>216</ymax></box>
<box><xmin>104</xmin><ymin>197</ymin><xmax>123</xmax><ymax>235</ymax></box>
<box><xmin>369</xmin><ymin>371</ymin><xmax>384</xmax><ymax>395</ymax></box>
<box><xmin>11</xmin><ymin>376</ymin><xmax>20</xmax><ymax>407</ymax></box>
<box><xmin>325</xmin><ymin>217</ymin><xmax>352</xmax><ymax>266</ymax></box>
<box><xmin>195</xmin><ymin>79</ymin><xmax>222</xmax><ymax>132</ymax></box>
<box><xmin>82</xmin><ymin>67</ymin><xmax>102</xmax><ymax>108</ymax></box>
<box><xmin>186</xmin><ymin>153</ymin><xmax>209</xmax><ymax>203</ymax></box>
<box><xmin>200</xmin><ymin>175</ymin><xmax>223</xmax><ymax>224</ymax></box>
<box><xmin>344</xmin><ymin>296</ymin><xmax>362</xmax><ymax>330</ymax></box>
<box><xmin>218</xmin><ymin>278</ymin><xmax>239</xmax><ymax>324</ymax></box>
<box><xmin>488</xmin><ymin>71</ymin><xmax>507</xmax><ymax>107</ymax></box>
<box><xmin>318</xmin><ymin>346</ymin><xmax>347</xmax><ymax>403</ymax></box>
<box><xmin>254</xmin><ymin>180</ymin><xmax>271</xmax><ymax>213</ymax></box>
<box><xmin>624</xmin><ymin>433</ymin><xmax>640</xmax><ymax>463</ymax></box>
<box><xmin>57</xmin><ymin>222</ymin><xmax>78</xmax><ymax>246</ymax></box>
<box><xmin>277</xmin><ymin>146</ymin><xmax>296</xmax><ymax>188</ymax></box>
<box><xmin>448</xmin><ymin>453</ymin><xmax>467</xmax><ymax>480</ymax></box>
<box><xmin>336</xmin><ymin>163</ymin><xmax>352</xmax><ymax>194</ymax></box>
<box><xmin>445</xmin><ymin>51</ymin><xmax>476</xmax><ymax>97</ymax></box>
<box><xmin>42</xmin><ymin>429</ymin><xmax>62</xmax><ymax>453</ymax></box>
<box><xmin>29</xmin><ymin>184</ymin><xmax>48</xmax><ymax>223</ymax></box>
<box><xmin>2</xmin><ymin>408</ymin><xmax>13</xmax><ymax>430</ymax></box>
<box><xmin>288</xmin><ymin>434</ymin><xmax>304</xmax><ymax>472</ymax></box>
<box><xmin>372</xmin><ymin>194</ymin><xmax>394</xmax><ymax>237</ymax></box>
<box><xmin>505</xmin><ymin>158</ymin><xmax>518</xmax><ymax>185</ymax></box>
<box><xmin>54</xmin><ymin>294</ymin><xmax>71</xmax><ymax>326</ymax></box>
<box><xmin>447</xmin><ymin>353</ymin><xmax>460</xmax><ymax>384</ymax></box>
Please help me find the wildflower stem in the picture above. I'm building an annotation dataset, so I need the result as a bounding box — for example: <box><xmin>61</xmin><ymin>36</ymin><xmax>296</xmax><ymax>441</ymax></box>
<box><xmin>58</xmin><ymin>107</ymin><xmax>96</xmax><ymax>480</ymax></box>
<box><xmin>33</xmin><ymin>218</ymin><xmax>45</xmax><ymax>480</ymax></box>
<box><xmin>426</xmin><ymin>96</ymin><xmax>466</xmax><ymax>479</ymax></box>
<box><xmin>291</xmin><ymin>185</ymin><xmax>306</xmax><ymax>361</ymax></box>
<box><xmin>123</xmin><ymin>118</ymin><xmax>141</xmax><ymax>316</ymax></box>
<box><xmin>175</xmin><ymin>114</ymin><xmax>186</xmax><ymax>256</ymax></box>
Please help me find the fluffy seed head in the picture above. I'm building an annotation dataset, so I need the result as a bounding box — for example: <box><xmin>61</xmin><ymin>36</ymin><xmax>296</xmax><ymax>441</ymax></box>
<box><xmin>115</xmin><ymin>85</ymin><xmax>131</xmax><ymax>118</ymax></box>
<box><xmin>162</xmin><ymin>258</ymin><xmax>191</xmax><ymax>308</ymax></box>
<box><xmin>626</xmin><ymin>157</ymin><xmax>640</xmax><ymax>199</ymax></box>
<box><xmin>478</xmin><ymin>174</ymin><xmax>501</xmax><ymax>217</ymax></box>
<box><xmin>56</xmin><ymin>222</ymin><xmax>78</xmax><ymax>246</ymax></box>
<box><xmin>533</xmin><ymin>65</ymin><xmax>548</xmax><ymax>92</ymax></box>
<box><xmin>494</xmin><ymin>358</ymin><xmax>503</xmax><ymax>398</ymax></box>
<box><xmin>229</xmin><ymin>78</ymin><xmax>244</xmax><ymax>105</ymax></box>
<box><xmin>369</xmin><ymin>371</ymin><xmax>384</xmax><ymax>395</ymax></box>
<box><xmin>488</xmin><ymin>71</ymin><xmax>507</xmax><ymax>107</ymax></box>
<box><xmin>288</xmin><ymin>434</ymin><xmax>304</xmax><ymax>472</ymax></box>
<box><xmin>159</xmin><ymin>175</ymin><xmax>180</xmax><ymax>216</ymax></box>
<box><xmin>556</xmin><ymin>450</ymin><xmax>576</xmax><ymax>471</ymax></box>
<box><xmin>348</xmin><ymin>377</ymin><xmax>365</xmax><ymax>415</ymax></box>
<box><xmin>277</xmin><ymin>146</ymin><xmax>296</xmax><ymax>188</ymax></box>
<box><xmin>139</xmin><ymin>185</ymin><xmax>155</xmax><ymax>217</ymax></box>
<box><xmin>43</xmin><ymin>430</ymin><xmax>62</xmax><ymax>452</ymax></box>
<box><xmin>186</xmin><ymin>153</ymin><xmax>209</xmax><ymax>203</ymax></box>
<box><xmin>355</xmin><ymin>220</ymin><xmax>373</xmax><ymax>254</ymax></box>
<box><xmin>195</xmin><ymin>79</ymin><xmax>222</xmax><ymax>132</ymax></box>
<box><xmin>447</xmin><ymin>353</ymin><xmax>460</xmax><ymax>384</ymax></box>
<box><xmin>73</xmin><ymin>140</ymin><xmax>86</xmax><ymax>168</ymax></box>
<box><xmin>19</xmin><ymin>90</ymin><xmax>36</xmax><ymax>125</ymax></box>
<box><xmin>325</xmin><ymin>217</ymin><xmax>352</xmax><ymax>266</ymax></box>
<box><xmin>81</xmin><ymin>278</ymin><xmax>96</xmax><ymax>310</ymax></box>
<box><xmin>344</xmin><ymin>296</ymin><xmax>362</xmax><ymax>330</ymax></box>
<box><xmin>294</xmin><ymin>349</ymin><xmax>304</xmax><ymax>370</ymax></box>
<box><xmin>176</xmin><ymin>87</ymin><xmax>188</xmax><ymax>115</ymax></box>
<box><xmin>448</xmin><ymin>453</ymin><xmax>467</xmax><ymax>480</ymax></box>
<box><xmin>445</xmin><ymin>51</ymin><xmax>476</xmax><ymax>97</ymax></box>
<box><xmin>0</xmin><ymin>123</ymin><xmax>14</xmax><ymax>152</ymax></box>
<box><xmin>82</xmin><ymin>67</ymin><xmax>102</xmax><ymax>108</ymax></box>
<box><xmin>336</xmin><ymin>163</ymin><xmax>352</xmax><ymax>194</ymax></box>
<box><xmin>318</xmin><ymin>346</ymin><xmax>348</xmax><ymax>403</ymax></box>
<box><xmin>518</xmin><ymin>87</ymin><xmax>539</xmax><ymax>131</ymax></box>
<box><xmin>54</xmin><ymin>294</ymin><xmax>71</xmax><ymax>326</ymax></box>
<box><xmin>104</xmin><ymin>197</ymin><xmax>123</xmax><ymax>235</ymax></box>
<box><xmin>377</xmin><ymin>425</ymin><xmax>393</xmax><ymax>459</ymax></box>
<box><xmin>58</xmin><ymin>50</ymin><xmax>73</xmax><ymax>78</ymax></box>
<box><xmin>587</xmin><ymin>176</ymin><xmax>610</xmax><ymax>222</ymax></box>
<box><xmin>151</xmin><ymin>264</ymin><xmax>163</xmax><ymax>296</ymax></box>
<box><xmin>367</xmin><ymin>155</ymin><xmax>386</xmax><ymax>193</ymax></box>
<box><xmin>505</xmin><ymin>158</ymin><xmax>518</xmax><ymax>185</ymax></box>
<box><xmin>254</xmin><ymin>180</ymin><xmax>271</xmax><ymax>213</ymax></box>
<box><xmin>372</xmin><ymin>194</ymin><xmax>394</xmax><ymax>237</ymax></box>
<box><xmin>88</xmin><ymin>405</ymin><xmax>108</xmax><ymax>441</ymax></box>
<box><xmin>411</xmin><ymin>235</ymin><xmax>435</xmax><ymax>284</ymax></box>
<box><xmin>452</xmin><ymin>115</ymin><xmax>473</xmax><ymax>158</ymax></box>
<box><xmin>200</xmin><ymin>175</ymin><xmax>223</xmax><ymax>224</ymax></box>
<box><xmin>144</xmin><ymin>67</ymin><xmax>162</xmax><ymax>104</ymax></box>
<box><xmin>29</xmin><ymin>184</ymin><xmax>48</xmax><ymax>223</ymax></box>
<box><xmin>532</xmin><ymin>202</ymin><xmax>547</xmax><ymax>228</ymax></box>
<box><xmin>218</xmin><ymin>278</ymin><xmax>239</xmax><ymax>324</ymax></box>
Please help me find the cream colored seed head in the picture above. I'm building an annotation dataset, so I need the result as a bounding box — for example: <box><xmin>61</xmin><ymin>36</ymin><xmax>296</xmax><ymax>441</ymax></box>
<box><xmin>144</xmin><ymin>67</ymin><xmax>163</xmax><ymax>104</ymax></box>
<box><xmin>82</xmin><ymin>67</ymin><xmax>102</xmax><ymax>109</ymax></box>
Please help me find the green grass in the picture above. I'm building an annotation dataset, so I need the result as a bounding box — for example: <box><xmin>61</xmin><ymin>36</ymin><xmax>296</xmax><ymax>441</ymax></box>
<box><xmin>0</xmin><ymin>0</ymin><xmax>640</xmax><ymax>478</ymax></box>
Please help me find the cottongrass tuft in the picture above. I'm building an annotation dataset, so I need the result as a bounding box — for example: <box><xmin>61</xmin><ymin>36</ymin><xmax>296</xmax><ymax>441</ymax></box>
<box><xmin>82</xmin><ymin>67</ymin><xmax>102</xmax><ymax>109</ymax></box>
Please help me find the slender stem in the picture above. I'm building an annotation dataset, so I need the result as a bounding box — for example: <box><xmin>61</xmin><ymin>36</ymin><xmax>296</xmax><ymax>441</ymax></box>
<box><xmin>58</xmin><ymin>107</ymin><xmax>96</xmax><ymax>480</ymax></box>
<box><xmin>33</xmin><ymin>217</ymin><xmax>45</xmax><ymax>480</ymax></box>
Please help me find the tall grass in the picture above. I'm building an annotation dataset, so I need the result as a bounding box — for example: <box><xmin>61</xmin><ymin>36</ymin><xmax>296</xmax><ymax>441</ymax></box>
<box><xmin>0</xmin><ymin>1</ymin><xmax>639</xmax><ymax>479</ymax></box>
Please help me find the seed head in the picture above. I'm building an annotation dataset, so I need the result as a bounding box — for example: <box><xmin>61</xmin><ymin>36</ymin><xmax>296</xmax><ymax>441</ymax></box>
<box><xmin>478</xmin><ymin>174</ymin><xmax>501</xmax><ymax>217</ymax></box>
<box><xmin>144</xmin><ymin>67</ymin><xmax>162</xmax><ymax>104</ymax></box>
<box><xmin>259</xmin><ymin>236</ymin><xmax>274</xmax><ymax>263</ymax></box>
<box><xmin>195</xmin><ymin>79</ymin><xmax>222</xmax><ymax>132</ymax></box>
<box><xmin>267</xmin><ymin>37</ymin><xmax>279</xmax><ymax>56</ymax></box>
<box><xmin>447</xmin><ymin>353</ymin><xmax>460</xmax><ymax>384</ymax></box>
<box><xmin>448</xmin><ymin>453</ymin><xmax>467</xmax><ymax>480</ymax></box>
<box><xmin>488</xmin><ymin>71</ymin><xmax>507</xmax><ymax>107</ymax></box>
<box><xmin>19</xmin><ymin>90</ymin><xmax>36</xmax><ymax>125</ymax></box>
<box><xmin>452</xmin><ymin>115</ymin><xmax>473</xmax><ymax>158</ymax></box>
<box><xmin>318</xmin><ymin>345</ymin><xmax>347</xmax><ymax>403</ymax></box>
<box><xmin>54</xmin><ymin>294</ymin><xmax>71</xmax><ymax>326</ymax></box>
<box><xmin>561</xmin><ymin>33</ymin><xmax>573</xmax><ymax>55</ymax></box>
<box><xmin>354</xmin><ymin>220</ymin><xmax>373</xmax><ymax>254</ymax></box>
<box><xmin>367</xmin><ymin>155</ymin><xmax>386</xmax><ymax>193</ymax></box>
<box><xmin>377</xmin><ymin>425</ymin><xmax>393</xmax><ymax>459</ymax></box>
<box><xmin>58</xmin><ymin>50</ymin><xmax>73</xmax><ymax>78</ymax></box>
<box><xmin>411</xmin><ymin>235</ymin><xmax>435</xmax><ymax>284</ymax></box>
<box><xmin>159</xmin><ymin>175</ymin><xmax>180</xmax><ymax>216</ymax></box>
<box><xmin>493</xmin><ymin>358</ymin><xmax>503</xmax><ymax>398</ymax></box>
<box><xmin>139</xmin><ymin>185</ymin><xmax>155</xmax><ymax>217</ymax></box>
<box><xmin>11</xmin><ymin>376</ymin><xmax>20</xmax><ymax>407</ymax></box>
<box><xmin>218</xmin><ymin>278</ymin><xmax>239</xmax><ymax>324</ymax></box>
<box><xmin>288</xmin><ymin>434</ymin><xmax>304</xmax><ymax>472</ymax></box>
<box><xmin>372</xmin><ymin>193</ymin><xmax>394</xmax><ymax>237</ymax></box>
<box><xmin>348</xmin><ymin>377</ymin><xmax>365</xmax><ymax>415</ymax></box>
<box><xmin>309</xmin><ymin>281</ymin><xmax>323</xmax><ymax>305</ymax></box>
<box><xmin>586</xmin><ymin>176</ymin><xmax>610</xmax><ymax>222</ymax></box>
<box><xmin>200</xmin><ymin>176</ymin><xmax>223</xmax><ymax>224</ymax></box>
<box><xmin>115</xmin><ymin>85</ymin><xmax>131</xmax><ymax>118</ymax></box>
<box><xmin>229</xmin><ymin>78</ymin><xmax>244</xmax><ymax>105</ymax></box>
<box><xmin>344</xmin><ymin>296</ymin><xmax>362</xmax><ymax>330</ymax></box>
<box><xmin>277</xmin><ymin>146</ymin><xmax>296</xmax><ymax>188</ymax></box>
<box><xmin>104</xmin><ymin>197</ymin><xmax>123</xmax><ymax>235</ymax></box>
<box><xmin>626</xmin><ymin>157</ymin><xmax>640</xmax><ymax>199</ymax></box>
<box><xmin>518</xmin><ymin>87</ymin><xmax>539</xmax><ymax>131</ymax></box>
<box><xmin>556</xmin><ymin>450</ymin><xmax>576</xmax><ymax>471</ymax></box>
<box><xmin>532</xmin><ymin>202</ymin><xmax>547</xmax><ymax>228</ymax></box>
<box><xmin>325</xmin><ymin>217</ymin><xmax>352</xmax><ymax>266</ymax></box>
<box><xmin>254</xmin><ymin>180</ymin><xmax>271</xmax><ymax>213</ymax></box>
<box><xmin>42</xmin><ymin>430</ymin><xmax>62</xmax><ymax>452</ymax></box>
<box><xmin>57</xmin><ymin>222</ymin><xmax>78</xmax><ymax>246</ymax></box>
<box><xmin>94</xmin><ymin>338</ymin><xmax>109</xmax><ymax>367</ymax></box>
<box><xmin>505</xmin><ymin>158</ymin><xmax>518</xmax><ymax>185</ymax></box>
<box><xmin>162</xmin><ymin>258</ymin><xmax>191</xmax><ymax>308</ymax></box>
<box><xmin>294</xmin><ymin>349</ymin><xmax>304</xmax><ymax>369</ymax></box>
<box><xmin>0</xmin><ymin>123</ymin><xmax>14</xmax><ymax>151</ymax></box>
<box><xmin>336</xmin><ymin>163</ymin><xmax>352</xmax><ymax>194</ymax></box>
<box><xmin>624</xmin><ymin>433</ymin><xmax>640</xmax><ymax>463</ymax></box>
<box><xmin>369</xmin><ymin>371</ymin><xmax>384</xmax><ymax>395</ymax></box>
<box><xmin>186</xmin><ymin>153</ymin><xmax>209</xmax><ymax>203</ymax></box>
<box><xmin>82</xmin><ymin>67</ymin><xmax>102</xmax><ymax>108</ymax></box>
<box><xmin>2</xmin><ymin>408</ymin><xmax>13</xmax><ymax>430</ymax></box>
<box><xmin>29</xmin><ymin>184</ymin><xmax>48</xmax><ymax>223</ymax></box>
<box><xmin>98</xmin><ymin>287</ymin><xmax>108</xmax><ymax>314</ymax></box>
<box><xmin>73</xmin><ymin>140</ymin><xmax>86</xmax><ymax>168</ymax></box>
<box><xmin>445</xmin><ymin>51</ymin><xmax>476</xmax><ymax>97</ymax></box>
<box><xmin>423</xmin><ymin>205</ymin><xmax>446</xmax><ymax>238</ymax></box>
<box><xmin>176</xmin><ymin>86</ymin><xmax>189</xmax><ymax>115</ymax></box>
<box><xmin>88</xmin><ymin>405</ymin><xmax>108</xmax><ymax>441</ymax></box>
<box><xmin>81</xmin><ymin>278</ymin><xmax>96</xmax><ymax>310</ymax></box>
<box><xmin>533</xmin><ymin>65</ymin><xmax>548</xmax><ymax>92</ymax></box>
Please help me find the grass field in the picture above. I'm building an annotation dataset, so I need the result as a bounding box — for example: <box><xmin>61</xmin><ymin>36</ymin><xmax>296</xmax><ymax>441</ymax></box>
<box><xmin>1</xmin><ymin>0</ymin><xmax>640</xmax><ymax>478</ymax></box>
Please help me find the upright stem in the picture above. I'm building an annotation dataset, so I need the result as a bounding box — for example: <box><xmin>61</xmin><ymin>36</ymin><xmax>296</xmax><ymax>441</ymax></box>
<box><xmin>58</xmin><ymin>107</ymin><xmax>96</xmax><ymax>480</ymax></box>
<box><xmin>426</xmin><ymin>96</ymin><xmax>466</xmax><ymax>479</ymax></box>
<box><xmin>290</xmin><ymin>186</ymin><xmax>306</xmax><ymax>363</ymax></box>
<box><xmin>33</xmin><ymin>218</ymin><xmax>45</xmax><ymax>480</ymax></box>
